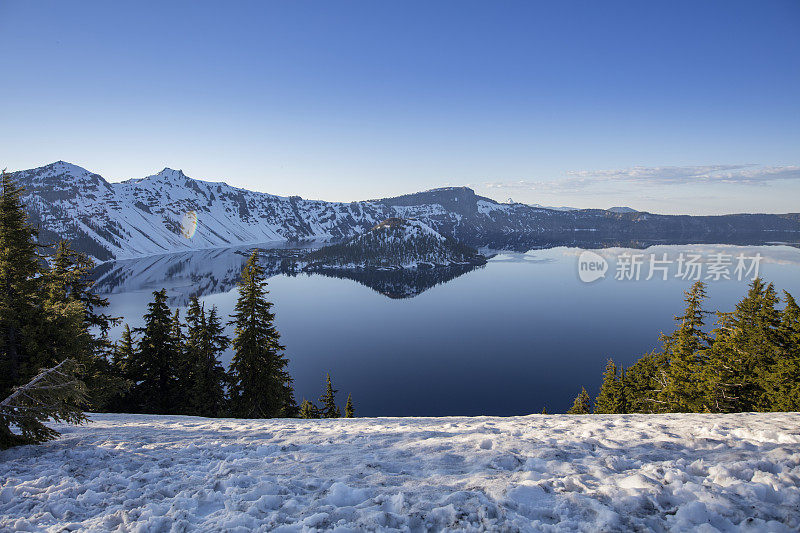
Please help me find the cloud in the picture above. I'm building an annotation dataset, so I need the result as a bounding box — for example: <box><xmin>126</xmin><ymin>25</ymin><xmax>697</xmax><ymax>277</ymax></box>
<box><xmin>484</xmin><ymin>164</ymin><xmax>800</xmax><ymax>193</ymax></box>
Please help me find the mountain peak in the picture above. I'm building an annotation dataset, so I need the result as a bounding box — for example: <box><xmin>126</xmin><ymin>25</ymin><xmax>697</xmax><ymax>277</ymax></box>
<box><xmin>142</xmin><ymin>168</ymin><xmax>188</xmax><ymax>182</ymax></box>
<box><xmin>43</xmin><ymin>160</ymin><xmax>92</xmax><ymax>175</ymax></box>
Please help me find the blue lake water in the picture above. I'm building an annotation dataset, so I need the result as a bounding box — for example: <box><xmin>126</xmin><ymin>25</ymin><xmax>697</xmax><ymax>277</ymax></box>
<box><xmin>95</xmin><ymin>244</ymin><xmax>800</xmax><ymax>416</ymax></box>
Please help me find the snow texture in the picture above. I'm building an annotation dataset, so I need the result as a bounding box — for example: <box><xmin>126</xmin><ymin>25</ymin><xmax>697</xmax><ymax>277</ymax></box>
<box><xmin>2</xmin><ymin>413</ymin><xmax>799</xmax><ymax>531</ymax></box>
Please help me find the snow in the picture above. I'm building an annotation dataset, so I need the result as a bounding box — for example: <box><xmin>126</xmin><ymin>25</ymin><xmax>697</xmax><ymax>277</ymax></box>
<box><xmin>2</xmin><ymin>413</ymin><xmax>799</xmax><ymax>531</ymax></box>
<box><xmin>476</xmin><ymin>200</ymin><xmax>510</xmax><ymax>215</ymax></box>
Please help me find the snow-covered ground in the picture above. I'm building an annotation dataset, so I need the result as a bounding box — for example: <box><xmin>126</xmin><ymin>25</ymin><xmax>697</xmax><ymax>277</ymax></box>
<box><xmin>1</xmin><ymin>413</ymin><xmax>799</xmax><ymax>532</ymax></box>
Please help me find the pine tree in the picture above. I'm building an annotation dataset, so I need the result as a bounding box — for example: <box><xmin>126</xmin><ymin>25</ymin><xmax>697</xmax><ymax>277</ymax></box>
<box><xmin>129</xmin><ymin>289</ymin><xmax>180</xmax><ymax>414</ymax></box>
<box><xmin>170</xmin><ymin>309</ymin><xmax>183</xmax><ymax>350</ymax></box>
<box><xmin>0</xmin><ymin>170</ymin><xmax>44</xmax><ymax>400</ymax></box>
<box><xmin>704</xmin><ymin>278</ymin><xmax>781</xmax><ymax>412</ymax></box>
<box><xmin>1</xmin><ymin>359</ymin><xmax>87</xmax><ymax>449</ymax></box>
<box><xmin>624</xmin><ymin>351</ymin><xmax>663</xmax><ymax>413</ymax></box>
<box><xmin>659</xmin><ymin>281</ymin><xmax>712</xmax><ymax>412</ymax></box>
<box><xmin>42</xmin><ymin>241</ymin><xmax>120</xmax><ymax>410</ymax></box>
<box><xmin>594</xmin><ymin>359</ymin><xmax>627</xmax><ymax>414</ymax></box>
<box><xmin>299</xmin><ymin>399</ymin><xmax>319</xmax><ymax>419</ymax></box>
<box><xmin>107</xmin><ymin>324</ymin><xmax>136</xmax><ymax>412</ymax></box>
<box><xmin>567</xmin><ymin>386</ymin><xmax>592</xmax><ymax>414</ymax></box>
<box><xmin>319</xmin><ymin>373</ymin><xmax>341</xmax><ymax>418</ymax></box>
<box><xmin>765</xmin><ymin>291</ymin><xmax>800</xmax><ymax>411</ymax></box>
<box><xmin>183</xmin><ymin>299</ymin><xmax>229</xmax><ymax>417</ymax></box>
<box><xmin>229</xmin><ymin>251</ymin><xmax>296</xmax><ymax>418</ymax></box>
<box><xmin>344</xmin><ymin>393</ymin><xmax>355</xmax><ymax>418</ymax></box>
<box><xmin>113</xmin><ymin>324</ymin><xmax>136</xmax><ymax>374</ymax></box>
<box><xmin>0</xmin><ymin>172</ymin><xmax>92</xmax><ymax>447</ymax></box>
<box><xmin>174</xmin><ymin>300</ymin><xmax>199</xmax><ymax>413</ymax></box>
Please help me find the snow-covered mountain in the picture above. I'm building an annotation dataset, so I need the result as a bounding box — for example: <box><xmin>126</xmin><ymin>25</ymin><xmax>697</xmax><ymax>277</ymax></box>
<box><xmin>13</xmin><ymin>161</ymin><xmax>800</xmax><ymax>262</ymax></box>
<box><xmin>302</xmin><ymin>217</ymin><xmax>486</xmax><ymax>270</ymax></box>
<box><xmin>15</xmin><ymin>162</ymin><xmax>393</xmax><ymax>261</ymax></box>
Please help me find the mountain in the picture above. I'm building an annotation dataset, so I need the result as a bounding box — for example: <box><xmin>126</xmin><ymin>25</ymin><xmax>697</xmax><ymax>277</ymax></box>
<box><xmin>529</xmin><ymin>203</ymin><xmax>579</xmax><ymax>211</ymax></box>
<box><xmin>301</xmin><ymin>217</ymin><xmax>486</xmax><ymax>270</ymax></box>
<box><xmin>12</xmin><ymin>161</ymin><xmax>800</xmax><ymax>262</ymax></box>
<box><xmin>607</xmin><ymin>206</ymin><xmax>638</xmax><ymax>213</ymax></box>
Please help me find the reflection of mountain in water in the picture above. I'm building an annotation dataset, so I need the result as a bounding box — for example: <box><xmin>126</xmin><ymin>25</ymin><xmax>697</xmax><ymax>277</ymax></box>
<box><xmin>304</xmin><ymin>264</ymin><xmax>485</xmax><ymax>299</ymax></box>
<box><xmin>91</xmin><ymin>246</ymin><xmax>272</xmax><ymax>305</ymax></box>
<box><xmin>90</xmin><ymin>245</ymin><xmax>483</xmax><ymax>303</ymax></box>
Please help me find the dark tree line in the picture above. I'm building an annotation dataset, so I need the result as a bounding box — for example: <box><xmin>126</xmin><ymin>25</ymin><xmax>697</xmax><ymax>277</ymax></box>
<box><xmin>568</xmin><ymin>279</ymin><xmax>800</xmax><ymax>414</ymax></box>
<box><xmin>0</xmin><ymin>171</ymin><xmax>354</xmax><ymax>449</ymax></box>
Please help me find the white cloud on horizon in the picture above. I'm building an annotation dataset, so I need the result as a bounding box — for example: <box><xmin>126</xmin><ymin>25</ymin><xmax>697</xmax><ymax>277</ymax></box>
<box><xmin>484</xmin><ymin>164</ymin><xmax>800</xmax><ymax>194</ymax></box>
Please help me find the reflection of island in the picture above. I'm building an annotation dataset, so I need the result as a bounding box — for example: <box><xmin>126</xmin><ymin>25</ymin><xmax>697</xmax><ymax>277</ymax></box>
<box><xmin>303</xmin><ymin>263</ymin><xmax>485</xmax><ymax>299</ymax></box>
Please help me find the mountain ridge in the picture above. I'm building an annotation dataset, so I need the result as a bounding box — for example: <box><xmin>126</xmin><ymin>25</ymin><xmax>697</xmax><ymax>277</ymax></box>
<box><xmin>11</xmin><ymin>161</ymin><xmax>800</xmax><ymax>262</ymax></box>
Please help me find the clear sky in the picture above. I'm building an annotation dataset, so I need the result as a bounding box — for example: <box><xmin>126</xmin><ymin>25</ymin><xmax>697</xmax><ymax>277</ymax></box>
<box><xmin>1</xmin><ymin>0</ymin><xmax>798</xmax><ymax>214</ymax></box>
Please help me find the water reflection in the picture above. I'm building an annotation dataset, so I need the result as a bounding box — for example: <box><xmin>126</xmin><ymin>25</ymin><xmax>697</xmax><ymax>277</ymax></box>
<box><xmin>301</xmin><ymin>264</ymin><xmax>486</xmax><ymax>299</ymax></box>
<box><xmin>91</xmin><ymin>245</ymin><xmax>486</xmax><ymax>303</ymax></box>
<box><xmin>92</xmin><ymin>241</ymin><xmax>800</xmax><ymax>305</ymax></box>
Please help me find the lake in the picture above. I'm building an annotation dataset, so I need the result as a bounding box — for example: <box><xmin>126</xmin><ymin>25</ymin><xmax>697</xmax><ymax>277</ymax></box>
<box><xmin>93</xmin><ymin>243</ymin><xmax>800</xmax><ymax>416</ymax></box>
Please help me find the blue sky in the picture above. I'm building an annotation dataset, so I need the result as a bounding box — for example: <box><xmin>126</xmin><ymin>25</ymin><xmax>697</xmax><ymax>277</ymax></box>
<box><xmin>1</xmin><ymin>0</ymin><xmax>798</xmax><ymax>214</ymax></box>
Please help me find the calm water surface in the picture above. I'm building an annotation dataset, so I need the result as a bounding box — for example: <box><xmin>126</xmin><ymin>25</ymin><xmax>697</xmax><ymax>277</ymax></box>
<box><xmin>94</xmin><ymin>244</ymin><xmax>800</xmax><ymax>416</ymax></box>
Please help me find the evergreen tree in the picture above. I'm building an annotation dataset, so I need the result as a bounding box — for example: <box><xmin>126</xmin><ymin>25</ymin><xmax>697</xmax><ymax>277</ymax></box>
<box><xmin>229</xmin><ymin>251</ymin><xmax>296</xmax><ymax>418</ymax></box>
<box><xmin>113</xmin><ymin>324</ymin><xmax>136</xmax><ymax>374</ymax></box>
<box><xmin>704</xmin><ymin>279</ymin><xmax>781</xmax><ymax>412</ymax></box>
<box><xmin>1</xmin><ymin>359</ymin><xmax>87</xmax><ymax>449</ymax></box>
<box><xmin>567</xmin><ymin>387</ymin><xmax>592</xmax><ymax>414</ymax></box>
<box><xmin>183</xmin><ymin>299</ymin><xmax>229</xmax><ymax>417</ymax></box>
<box><xmin>170</xmin><ymin>309</ymin><xmax>183</xmax><ymax>352</ymax></box>
<box><xmin>624</xmin><ymin>351</ymin><xmax>663</xmax><ymax>413</ymax></box>
<box><xmin>129</xmin><ymin>289</ymin><xmax>180</xmax><ymax>414</ymax></box>
<box><xmin>344</xmin><ymin>393</ymin><xmax>355</xmax><ymax>418</ymax></box>
<box><xmin>0</xmin><ymin>170</ymin><xmax>43</xmax><ymax>400</ymax></box>
<box><xmin>42</xmin><ymin>241</ymin><xmax>120</xmax><ymax>410</ymax></box>
<box><xmin>107</xmin><ymin>324</ymin><xmax>136</xmax><ymax>412</ymax></box>
<box><xmin>0</xmin><ymin>172</ymin><xmax>92</xmax><ymax>446</ymax></box>
<box><xmin>659</xmin><ymin>281</ymin><xmax>712</xmax><ymax>412</ymax></box>
<box><xmin>174</xmin><ymin>301</ymin><xmax>197</xmax><ymax>413</ymax></box>
<box><xmin>594</xmin><ymin>359</ymin><xmax>627</xmax><ymax>414</ymax></box>
<box><xmin>319</xmin><ymin>373</ymin><xmax>341</xmax><ymax>418</ymax></box>
<box><xmin>540</xmin><ymin>406</ymin><xmax>548</xmax><ymax>414</ymax></box>
<box><xmin>583</xmin><ymin>278</ymin><xmax>800</xmax><ymax>415</ymax></box>
<box><xmin>765</xmin><ymin>291</ymin><xmax>800</xmax><ymax>411</ymax></box>
<box><xmin>299</xmin><ymin>399</ymin><xmax>319</xmax><ymax>419</ymax></box>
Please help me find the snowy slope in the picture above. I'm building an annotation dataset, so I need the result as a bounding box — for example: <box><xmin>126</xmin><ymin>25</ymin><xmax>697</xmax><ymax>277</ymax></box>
<box><xmin>14</xmin><ymin>162</ymin><xmax>392</xmax><ymax>261</ymax></box>
<box><xmin>1</xmin><ymin>413</ymin><xmax>798</xmax><ymax>531</ymax></box>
